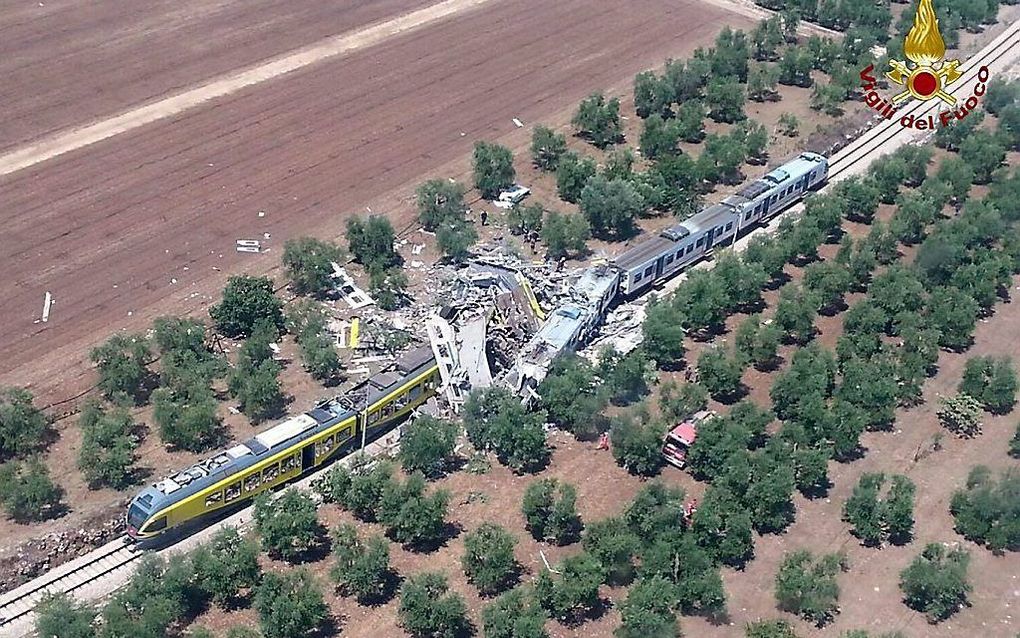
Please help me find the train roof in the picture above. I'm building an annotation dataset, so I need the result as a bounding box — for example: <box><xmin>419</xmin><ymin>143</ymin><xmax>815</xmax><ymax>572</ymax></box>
<box><xmin>130</xmin><ymin>347</ymin><xmax>436</xmax><ymax>516</ymax></box>
<box><xmin>683</xmin><ymin>202</ymin><xmax>737</xmax><ymax>235</ymax></box>
<box><xmin>613</xmin><ymin>235</ymin><xmax>675</xmax><ymax>272</ymax></box>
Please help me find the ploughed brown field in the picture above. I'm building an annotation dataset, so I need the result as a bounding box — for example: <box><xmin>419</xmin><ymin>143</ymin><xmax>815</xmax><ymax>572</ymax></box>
<box><xmin>0</xmin><ymin>0</ymin><xmax>743</xmax><ymax>402</ymax></box>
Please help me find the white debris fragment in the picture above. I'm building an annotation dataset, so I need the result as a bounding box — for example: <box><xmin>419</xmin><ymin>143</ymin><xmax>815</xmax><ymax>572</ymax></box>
<box><xmin>512</xmin><ymin>118</ymin><xmax>524</xmax><ymax>128</ymax></box>
<box><xmin>257</xmin><ymin>211</ymin><xmax>265</xmax><ymax>217</ymax></box>
<box><xmin>170</xmin><ymin>278</ymin><xmax>177</xmax><ymax>285</ymax></box>
<box><xmin>41</xmin><ymin>292</ymin><xmax>52</xmax><ymax>323</ymax></box>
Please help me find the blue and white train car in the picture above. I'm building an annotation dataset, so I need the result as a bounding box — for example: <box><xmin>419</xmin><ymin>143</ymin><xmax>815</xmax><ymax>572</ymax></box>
<box><xmin>614</xmin><ymin>152</ymin><xmax>828</xmax><ymax>296</ymax></box>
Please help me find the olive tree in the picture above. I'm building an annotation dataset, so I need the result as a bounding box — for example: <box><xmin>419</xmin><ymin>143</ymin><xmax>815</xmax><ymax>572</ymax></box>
<box><xmin>462</xmin><ymin>523</ymin><xmax>519</xmax><ymax>596</ymax></box>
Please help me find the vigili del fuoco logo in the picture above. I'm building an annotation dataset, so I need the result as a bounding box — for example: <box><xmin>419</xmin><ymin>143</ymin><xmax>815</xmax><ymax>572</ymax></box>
<box><xmin>859</xmin><ymin>0</ymin><xmax>990</xmax><ymax>130</ymax></box>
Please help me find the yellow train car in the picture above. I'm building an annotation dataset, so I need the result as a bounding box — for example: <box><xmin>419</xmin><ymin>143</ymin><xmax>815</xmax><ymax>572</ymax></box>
<box><xmin>127</xmin><ymin>348</ymin><xmax>440</xmax><ymax>539</ymax></box>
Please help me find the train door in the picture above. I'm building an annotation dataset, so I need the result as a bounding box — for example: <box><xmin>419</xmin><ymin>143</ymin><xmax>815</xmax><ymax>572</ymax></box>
<box><xmin>655</xmin><ymin>256</ymin><xmax>665</xmax><ymax>278</ymax></box>
<box><xmin>301</xmin><ymin>444</ymin><xmax>316</xmax><ymax>472</ymax></box>
<box><xmin>705</xmin><ymin>227</ymin><xmax>716</xmax><ymax>250</ymax></box>
<box><xmin>761</xmin><ymin>196</ymin><xmax>772</xmax><ymax>219</ymax></box>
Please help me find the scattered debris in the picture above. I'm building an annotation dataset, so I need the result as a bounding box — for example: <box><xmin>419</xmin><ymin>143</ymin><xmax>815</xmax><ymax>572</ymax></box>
<box><xmin>41</xmin><ymin>291</ymin><xmax>52</xmax><ymax>323</ymax></box>
<box><xmin>512</xmin><ymin>118</ymin><xmax>524</xmax><ymax>128</ymax></box>
<box><xmin>330</xmin><ymin>262</ymin><xmax>375</xmax><ymax>309</ymax></box>
<box><xmin>236</xmin><ymin>239</ymin><xmax>261</xmax><ymax>253</ymax></box>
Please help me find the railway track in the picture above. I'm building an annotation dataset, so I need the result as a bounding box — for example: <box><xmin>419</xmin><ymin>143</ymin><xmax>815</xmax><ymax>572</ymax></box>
<box><xmin>1</xmin><ymin>16</ymin><xmax>1018</xmax><ymax>638</ymax></box>
<box><xmin>826</xmin><ymin>17</ymin><xmax>1020</xmax><ymax>181</ymax></box>
<box><xmin>0</xmin><ymin>538</ymin><xmax>141</xmax><ymax>630</ymax></box>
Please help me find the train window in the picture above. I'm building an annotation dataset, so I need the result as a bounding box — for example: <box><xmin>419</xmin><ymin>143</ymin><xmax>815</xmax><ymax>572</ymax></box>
<box><xmin>394</xmin><ymin>391</ymin><xmax>409</xmax><ymax>410</ymax></box>
<box><xmin>745</xmin><ymin>211</ymin><xmax>753</xmax><ymax>221</ymax></box>
<box><xmin>323</xmin><ymin>435</ymin><xmax>335</xmax><ymax>454</ymax></box>
<box><xmin>263</xmin><ymin>464</ymin><xmax>280</xmax><ymax>482</ymax></box>
<box><xmin>367</xmin><ymin>410</ymin><xmax>380</xmax><ymax>425</ymax></box>
<box><xmin>686</xmin><ymin>244</ymin><xmax>694</xmax><ymax>255</ymax></box>
<box><xmin>244</xmin><ymin>473</ymin><xmax>261</xmax><ymax>492</ymax></box>
<box><xmin>282</xmin><ymin>455</ymin><xmax>298</xmax><ymax>473</ymax></box>
<box><xmin>634</xmin><ymin>272</ymin><xmax>643</xmax><ymax>283</ymax></box>
<box><xmin>643</xmin><ymin>266</ymin><xmax>653</xmax><ymax>277</ymax></box>
<box><xmin>696</xmin><ymin>237</ymin><xmax>704</xmax><ymax>248</ymax></box>
<box><xmin>225</xmin><ymin>482</ymin><xmax>241</xmax><ymax>503</ymax></box>
<box><xmin>205</xmin><ymin>491</ymin><xmax>223</xmax><ymax>507</ymax></box>
<box><xmin>725</xmin><ymin>222</ymin><xmax>733</xmax><ymax>232</ymax></box>
<box><xmin>409</xmin><ymin>384</ymin><xmax>423</xmax><ymax>401</ymax></box>
<box><xmin>147</xmin><ymin>517</ymin><xmax>167</xmax><ymax>532</ymax></box>
<box><xmin>665</xmin><ymin>254</ymin><xmax>674</xmax><ymax>265</ymax></box>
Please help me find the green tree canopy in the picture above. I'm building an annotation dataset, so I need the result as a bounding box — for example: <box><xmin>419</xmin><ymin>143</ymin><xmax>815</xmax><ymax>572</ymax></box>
<box><xmin>0</xmin><ymin>457</ymin><xmax>64</xmax><ymax>522</ymax></box>
<box><xmin>474</xmin><ymin>141</ymin><xmax>516</xmax><ymax>199</ymax></box>
<box><xmin>0</xmin><ymin>387</ymin><xmax>49</xmax><ymax>460</ymax></box>
<box><xmin>572</xmin><ymin>93</ymin><xmax>623</xmax><ymax>148</ymax></box>
<box><xmin>541</xmin><ymin>211</ymin><xmax>590</xmax><ymax>260</ymax></box>
<box><xmin>463</xmin><ymin>387</ymin><xmax>549</xmax><ymax>473</ymax></box>
<box><xmin>899</xmin><ymin>543</ymin><xmax>971</xmax><ymax>623</ymax></box>
<box><xmin>89</xmin><ymin>334</ymin><xmax>151</xmax><ymax>402</ymax></box>
<box><xmin>775</xmin><ymin>550</ymin><xmax>846</xmax><ymax>626</ymax></box>
<box><xmin>482</xmin><ymin>587</ymin><xmax>548</xmax><ymax>638</ymax></box>
<box><xmin>281</xmin><ymin>237</ymin><xmax>344</xmax><ymax>297</ymax></box>
<box><xmin>210</xmin><ymin>275</ymin><xmax>284</xmax><ymax>338</ymax></box>
<box><xmin>399</xmin><ymin>416</ymin><xmax>458</xmax><ymax>479</ymax></box>
<box><xmin>463</xmin><ymin>523</ymin><xmax>519</xmax><ymax>596</ymax></box>
<box><xmin>536</xmin><ymin>552</ymin><xmax>605</xmax><ymax>623</ymax></box>
<box><xmin>579</xmin><ymin>175</ymin><xmax>644</xmax><ymax>240</ymax></box>
<box><xmin>330</xmin><ymin>523</ymin><xmax>393</xmax><ymax>604</ymax></box>
<box><xmin>377</xmin><ymin>472</ymin><xmax>451</xmax><ymax>549</ymax></box>
<box><xmin>531</xmin><ymin>125</ymin><xmax>567</xmax><ymax>170</ymax></box>
<box><xmin>399</xmin><ymin>571</ymin><xmax>470</xmax><ymax>638</ymax></box>
<box><xmin>417</xmin><ymin>179</ymin><xmax>467</xmax><ymax>231</ymax></box>
<box><xmin>522</xmin><ymin>478</ymin><xmax>582</xmax><ymax>545</ymax></box>
<box><xmin>950</xmin><ymin>466</ymin><xmax>1019</xmax><ymax>553</ymax></box>
<box><xmin>346</xmin><ymin>215</ymin><xmax>399</xmax><ymax>273</ymax></box>
<box><xmin>191</xmin><ymin>526</ymin><xmax>261</xmax><ymax>608</ymax></box>
<box><xmin>77</xmin><ymin>401</ymin><xmax>137</xmax><ymax>489</ymax></box>
<box><xmin>254</xmin><ymin>489</ymin><xmax>321</xmax><ymax>562</ymax></box>
<box><xmin>35</xmin><ymin>593</ymin><xmax>95</xmax><ymax>638</ymax></box>
<box><xmin>254</xmin><ymin>569</ymin><xmax>328</xmax><ymax>638</ymax></box>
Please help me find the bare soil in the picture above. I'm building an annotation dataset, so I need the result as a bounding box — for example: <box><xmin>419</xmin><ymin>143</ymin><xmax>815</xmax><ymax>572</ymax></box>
<box><xmin>0</xmin><ymin>0</ymin><xmax>754</xmax><ymax>553</ymax></box>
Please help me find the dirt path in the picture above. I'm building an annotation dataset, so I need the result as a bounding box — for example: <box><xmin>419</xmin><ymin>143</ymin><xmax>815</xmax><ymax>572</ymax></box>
<box><xmin>0</xmin><ymin>0</ymin><xmax>495</xmax><ymax>176</ymax></box>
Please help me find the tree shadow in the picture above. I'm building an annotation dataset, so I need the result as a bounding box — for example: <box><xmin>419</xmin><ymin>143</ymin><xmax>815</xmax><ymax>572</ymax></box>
<box><xmin>557</xmin><ymin>597</ymin><xmax>610</xmax><ymax>628</ymax></box>
<box><xmin>309</xmin><ymin>613</ymin><xmax>343</xmax><ymax>638</ymax></box>
<box><xmin>133</xmin><ymin>370</ymin><xmax>162</xmax><ymax>405</ymax></box>
<box><xmin>714</xmin><ymin>385</ymin><xmax>749</xmax><ymax>405</ymax></box>
<box><xmin>753</xmin><ymin>353</ymin><xmax>784</xmax><ymax>373</ymax></box>
<box><xmin>764</xmin><ymin>271</ymin><xmax>792</xmax><ymax>290</ymax></box>
<box><xmin>818</xmin><ymin>298</ymin><xmax>849</xmax><ymax>317</ymax></box>
<box><xmin>348</xmin><ymin>568</ymin><xmax>402</xmax><ymax>608</ymax></box>
<box><xmin>282</xmin><ymin>524</ymin><xmax>332</xmax><ymax>565</ymax></box>
<box><xmin>800</xmin><ymin>479</ymin><xmax>832</xmax><ymax>500</ymax></box>
<box><xmin>400</xmin><ymin>521</ymin><xmax>463</xmax><ymax>554</ymax></box>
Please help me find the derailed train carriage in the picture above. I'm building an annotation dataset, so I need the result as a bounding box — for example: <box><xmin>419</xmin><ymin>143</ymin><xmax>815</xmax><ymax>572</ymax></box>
<box><xmin>126</xmin><ymin>347</ymin><xmax>440</xmax><ymax>539</ymax></box>
<box><xmin>503</xmin><ymin>152</ymin><xmax>829</xmax><ymax>395</ymax></box>
<box><xmin>614</xmin><ymin>152</ymin><xmax>829</xmax><ymax>296</ymax></box>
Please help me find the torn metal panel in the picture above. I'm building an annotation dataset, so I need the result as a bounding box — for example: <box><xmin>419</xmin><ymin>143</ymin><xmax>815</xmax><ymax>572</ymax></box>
<box><xmin>458</xmin><ymin>312</ymin><xmax>492</xmax><ymax>390</ymax></box>
<box><xmin>330</xmin><ymin>262</ymin><xmax>375</xmax><ymax>309</ymax></box>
